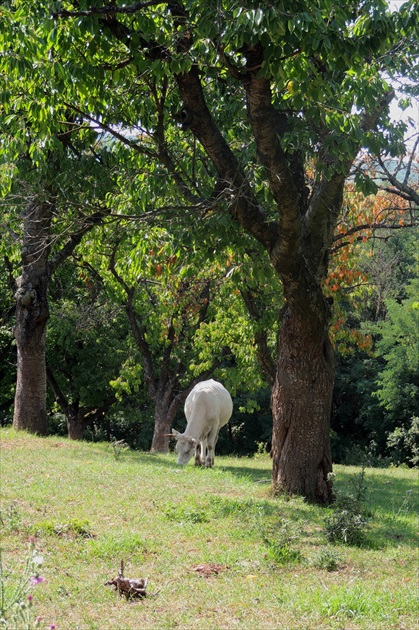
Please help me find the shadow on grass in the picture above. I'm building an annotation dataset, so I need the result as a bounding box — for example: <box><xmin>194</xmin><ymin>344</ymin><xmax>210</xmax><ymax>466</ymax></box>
<box><xmin>334</xmin><ymin>467</ymin><xmax>418</xmax><ymax>512</ymax></box>
<box><xmin>218</xmin><ymin>463</ymin><xmax>272</xmax><ymax>483</ymax></box>
<box><xmin>133</xmin><ymin>452</ymin><xmax>272</xmax><ymax>482</ymax></box>
<box><xmin>132</xmin><ymin>453</ymin><xmax>418</xmax><ymax>548</ymax></box>
<box><xmin>332</xmin><ymin>467</ymin><xmax>419</xmax><ymax>550</ymax></box>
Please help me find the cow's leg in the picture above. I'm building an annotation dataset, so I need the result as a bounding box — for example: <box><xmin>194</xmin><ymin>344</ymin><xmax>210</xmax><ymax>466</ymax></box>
<box><xmin>194</xmin><ymin>442</ymin><xmax>202</xmax><ymax>466</ymax></box>
<box><xmin>205</xmin><ymin>427</ymin><xmax>218</xmax><ymax>467</ymax></box>
<box><xmin>200</xmin><ymin>439</ymin><xmax>207</xmax><ymax>466</ymax></box>
<box><xmin>195</xmin><ymin>441</ymin><xmax>206</xmax><ymax>466</ymax></box>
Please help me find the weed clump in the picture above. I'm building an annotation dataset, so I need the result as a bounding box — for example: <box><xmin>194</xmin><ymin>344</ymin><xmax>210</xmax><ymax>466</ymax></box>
<box><xmin>30</xmin><ymin>518</ymin><xmax>93</xmax><ymax>539</ymax></box>
<box><xmin>310</xmin><ymin>548</ymin><xmax>342</xmax><ymax>571</ymax></box>
<box><xmin>324</xmin><ymin>466</ymin><xmax>371</xmax><ymax>546</ymax></box>
<box><xmin>261</xmin><ymin>519</ymin><xmax>303</xmax><ymax>566</ymax></box>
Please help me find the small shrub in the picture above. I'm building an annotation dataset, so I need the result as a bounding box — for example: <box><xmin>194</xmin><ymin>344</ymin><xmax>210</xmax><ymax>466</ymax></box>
<box><xmin>347</xmin><ymin>464</ymin><xmax>369</xmax><ymax>505</ymax></box>
<box><xmin>109</xmin><ymin>439</ymin><xmax>129</xmax><ymax>461</ymax></box>
<box><xmin>0</xmin><ymin>502</ymin><xmax>20</xmax><ymax>533</ymax></box>
<box><xmin>265</xmin><ymin>541</ymin><xmax>302</xmax><ymax>565</ymax></box>
<box><xmin>261</xmin><ymin>519</ymin><xmax>303</xmax><ymax>566</ymax></box>
<box><xmin>324</xmin><ymin>466</ymin><xmax>371</xmax><ymax>546</ymax></box>
<box><xmin>324</xmin><ymin>508</ymin><xmax>369</xmax><ymax>546</ymax></box>
<box><xmin>310</xmin><ymin>548</ymin><xmax>342</xmax><ymax>571</ymax></box>
<box><xmin>387</xmin><ymin>416</ymin><xmax>419</xmax><ymax>467</ymax></box>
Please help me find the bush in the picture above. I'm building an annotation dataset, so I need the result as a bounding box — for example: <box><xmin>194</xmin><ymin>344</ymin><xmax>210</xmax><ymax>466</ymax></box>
<box><xmin>386</xmin><ymin>416</ymin><xmax>419</xmax><ymax>467</ymax></box>
<box><xmin>324</xmin><ymin>467</ymin><xmax>371</xmax><ymax>546</ymax></box>
<box><xmin>324</xmin><ymin>507</ymin><xmax>370</xmax><ymax>546</ymax></box>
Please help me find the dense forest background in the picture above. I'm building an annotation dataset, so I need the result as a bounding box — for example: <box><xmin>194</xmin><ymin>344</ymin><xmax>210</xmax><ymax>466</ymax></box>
<box><xmin>0</xmin><ymin>1</ymin><xmax>418</xmax><ymax>474</ymax></box>
<box><xmin>1</xmin><ymin>198</ymin><xmax>418</xmax><ymax>466</ymax></box>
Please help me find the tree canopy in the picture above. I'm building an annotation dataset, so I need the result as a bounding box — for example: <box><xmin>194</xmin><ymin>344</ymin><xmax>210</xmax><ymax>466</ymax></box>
<box><xmin>1</xmin><ymin>0</ymin><xmax>418</xmax><ymax>502</ymax></box>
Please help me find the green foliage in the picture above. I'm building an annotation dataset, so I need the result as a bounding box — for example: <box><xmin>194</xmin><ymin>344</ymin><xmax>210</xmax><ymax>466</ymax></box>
<box><xmin>324</xmin><ymin>467</ymin><xmax>371</xmax><ymax>546</ymax></box>
<box><xmin>163</xmin><ymin>504</ymin><xmax>210</xmax><ymax>524</ymax></box>
<box><xmin>0</xmin><ymin>503</ymin><xmax>20</xmax><ymax>534</ymax></box>
<box><xmin>0</xmin><ymin>539</ymin><xmax>47</xmax><ymax>629</ymax></box>
<box><xmin>29</xmin><ymin>519</ymin><xmax>93</xmax><ymax>539</ymax></box>
<box><xmin>324</xmin><ymin>507</ymin><xmax>370</xmax><ymax>546</ymax></box>
<box><xmin>372</xmin><ymin>276</ymin><xmax>419</xmax><ymax>435</ymax></box>
<box><xmin>86</xmin><ymin>534</ymin><xmax>146</xmax><ymax>561</ymax></box>
<box><xmin>0</xmin><ymin>253</ymin><xmax>16</xmax><ymax>425</ymax></box>
<box><xmin>0</xmin><ymin>0</ymin><xmax>417</xmax><ymax>461</ymax></box>
<box><xmin>85</xmin><ymin>406</ymin><xmax>155</xmax><ymax>451</ymax></box>
<box><xmin>309</xmin><ymin>548</ymin><xmax>342</xmax><ymax>572</ymax></box>
<box><xmin>216</xmin><ymin>388</ymin><xmax>272</xmax><ymax>455</ymax></box>
<box><xmin>387</xmin><ymin>416</ymin><xmax>419</xmax><ymax>467</ymax></box>
<box><xmin>109</xmin><ymin>439</ymin><xmax>129</xmax><ymax>461</ymax></box>
<box><xmin>260</xmin><ymin>519</ymin><xmax>303</xmax><ymax>566</ymax></box>
<box><xmin>332</xmin><ymin>232</ymin><xmax>419</xmax><ymax>466</ymax></box>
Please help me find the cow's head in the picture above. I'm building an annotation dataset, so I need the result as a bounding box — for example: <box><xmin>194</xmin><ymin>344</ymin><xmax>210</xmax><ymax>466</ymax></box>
<box><xmin>171</xmin><ymin>429</ymin><xmax>197</xmax><ymax>465</ymax></box>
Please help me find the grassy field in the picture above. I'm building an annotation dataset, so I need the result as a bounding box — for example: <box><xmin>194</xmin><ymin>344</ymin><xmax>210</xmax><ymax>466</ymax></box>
<box><xmin>0</xmin><ymin>429</ymin><xmax>417</xmax><ymax>629</ymax></box>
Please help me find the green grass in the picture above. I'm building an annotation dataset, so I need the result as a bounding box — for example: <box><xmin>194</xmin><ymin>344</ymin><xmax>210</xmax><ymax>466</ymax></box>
<box><xmin>0</xmin><ymin>428</ymin><xmax>418</xmax><ymax>629</ymax></box>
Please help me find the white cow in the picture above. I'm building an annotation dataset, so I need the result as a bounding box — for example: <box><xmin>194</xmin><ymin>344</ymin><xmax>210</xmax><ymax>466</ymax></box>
<box><xmin>171</xmin><ymin>379</ymin><xmax>233</xmax><ymax>468</ymax></box>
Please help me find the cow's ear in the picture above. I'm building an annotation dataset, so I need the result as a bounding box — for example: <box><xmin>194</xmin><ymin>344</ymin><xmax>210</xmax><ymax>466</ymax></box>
<box><xmin>171</xmin><ymin>429</ymin><xmax>181</xmax><ymax>439</ymax></box>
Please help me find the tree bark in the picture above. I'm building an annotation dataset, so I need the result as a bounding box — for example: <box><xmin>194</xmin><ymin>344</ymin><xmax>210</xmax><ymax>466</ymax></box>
<box><xmin>13</xmin><ymin>199</ymin><xmax>51</xmax><ymax>435</ymax></box>
<box><xmin>271</xmin><ymin>304</ymin><xmax>335</xmax><ymax>504</ymax></box>
<box><xmin>67</xmin><ymin>406</ymin><xmax>87</xmax><ymax>441</ymax></box>
<box><xmin>150</xmin><ymin>403</ymin><xmax>178</xmax><ymax>453</ymax></box>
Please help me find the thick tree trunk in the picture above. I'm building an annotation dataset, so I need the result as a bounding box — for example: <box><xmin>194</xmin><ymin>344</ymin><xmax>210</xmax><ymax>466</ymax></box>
<box><xmin>150</xmin><ymin>399</ymin><xmax>181</xmax><ymax>453</ymax></box>
<box><xmin>67</xmin><ymin>407</ymin><xmax>87</xmax><ymax>440</ymax></box>
<box><xmin>150</xmin><ymin>411</ymin><xmax>172</xmax><ymax>453</ymax></box>
<box><xmin>271</xmin><ymin>305</ymin><xmax>335</xmax><ymax>504</ymax></box>
<box><xmin>13</xmin><ymin>199</ymin><xmax>51</xmax><ymax>435</ymax></box>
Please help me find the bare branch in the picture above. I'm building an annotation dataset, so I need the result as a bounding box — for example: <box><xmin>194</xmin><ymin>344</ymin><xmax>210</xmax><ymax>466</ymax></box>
<box><xmin>331</xmin><ymin>220</ymin><xmax>418</xmax><ymax>253</ymax></box>
<box><xmin>377</xmin><ymin>155</ymin><xmax>419</xmax><ymax>206</ymax></box>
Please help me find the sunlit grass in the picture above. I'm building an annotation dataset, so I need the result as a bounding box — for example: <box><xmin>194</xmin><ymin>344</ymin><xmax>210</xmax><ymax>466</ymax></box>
<box><xmin>1</xmin><ymin>429</ymin><xmax>417</xmax><ymax>629</ymax></box>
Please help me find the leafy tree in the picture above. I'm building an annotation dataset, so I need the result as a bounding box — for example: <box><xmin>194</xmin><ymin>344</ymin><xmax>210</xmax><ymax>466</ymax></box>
<box><xmin>1</xmin><ymin>0</ymin><xmax>418</xmax><ymax>501</ymax></box>
<box><xmin>45</xmin><ymin>261</ymin><xmax>129</xmax><ymax>439</ymax></box>
<box><xmin>331</xmin><ymin>229</ymin><xmax>418</xmax><ymax>463</ymax></box>
<box><xmin>372</xmin><ymin>274</ymin><xmax>419</xmax><ymax>439</ymax></box>
<box><xmin>83</xmin><ymin>220</ymin><xmax>265</xmax><ymax>451</ymax></box>
<box><xmin>3</xmin><ymin>156</ymin><xmax>115</xmax><ymax>435</ymax></box>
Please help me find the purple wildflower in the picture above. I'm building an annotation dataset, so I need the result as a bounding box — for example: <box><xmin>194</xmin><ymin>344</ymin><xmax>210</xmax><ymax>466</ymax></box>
<box><xmin>30</xmin><ymin>575</ymin><xmax>45</xmax><ymax>586</ymax></box>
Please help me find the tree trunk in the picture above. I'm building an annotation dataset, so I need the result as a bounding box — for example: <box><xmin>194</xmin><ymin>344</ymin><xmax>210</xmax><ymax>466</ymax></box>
<box><xmin>150</xmin><ymin>399</ymin><xmax>180</xmax><ymax>453</ymax></box>
<box><xmin>271</xmin><ymin>305</ymin><xmax>335</xmax><ymax>504</ymax></box>
<box><xmin>13</xmin><ymin>199</ymin><xmax>51</xmax><ymax>435</ymax></box>
<box><xmin>66</xmin><ymin>405</ymin><xmax>87</xmax><ymax>440</ymax></box>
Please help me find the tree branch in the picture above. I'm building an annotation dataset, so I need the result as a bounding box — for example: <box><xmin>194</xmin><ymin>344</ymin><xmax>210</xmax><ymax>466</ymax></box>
<box><xmin>377</xmin><ymin>155</ymin><xmax>419</xmax><ymax>206</ymax></box>
<box><xmin>240</xmin><ymin>288</ymin><xmax>276</xmax><ymax>387</ymax></box>
<box><xmin>331</xmin><ymin>220</ymin><xmax>418</xmax><ymax>252</ymax></box>
<box><xmin>108</xmin><ymin>248</ymin><xmax>157</xmax><ymax>399</ymax></box>
<box><xmin>49</xmin><ymin>210</ymin><xmax>108</xmax><ymax>274</ymax></box>
<box><xmin>46</xmin><ymin>365</ymin><xmax>69</xmax><ymax>411</ymax></box>
<box><xmin>174</xmin><ymin>65</ymin><xmax>277</xmax><ymax>251</ymax></box>
<box><xmin>53</xmin><ymin>2</ymin><xmax>162</xmax><ymax>18</ymax></box>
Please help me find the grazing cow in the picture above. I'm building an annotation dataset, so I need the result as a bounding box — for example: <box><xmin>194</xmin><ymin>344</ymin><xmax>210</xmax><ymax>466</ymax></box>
<box><xmin>171</xmin><ymin>379</ymin><xmax>233</xmax><ymax>468</ymax></box>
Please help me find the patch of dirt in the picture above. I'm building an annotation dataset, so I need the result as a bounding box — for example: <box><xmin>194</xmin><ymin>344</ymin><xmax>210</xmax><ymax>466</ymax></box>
<box><xmin>190</xmin><ymin>563</ymin><xmax>228</xmax><ymax>578</ymax></box>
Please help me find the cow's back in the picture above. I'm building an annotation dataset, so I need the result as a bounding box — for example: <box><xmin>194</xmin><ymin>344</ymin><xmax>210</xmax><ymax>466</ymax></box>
<box><xmin>184</xmin><ymin>380</ymin><xmax>233</xmax><ymax>430</ymax></box>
